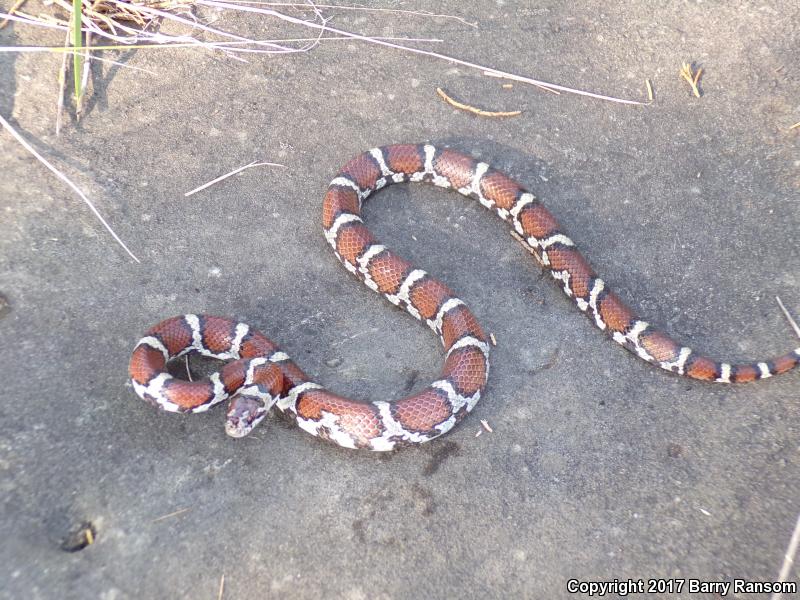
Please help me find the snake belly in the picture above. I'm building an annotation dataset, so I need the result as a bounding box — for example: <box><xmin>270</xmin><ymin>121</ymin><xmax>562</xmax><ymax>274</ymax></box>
<box><xmin>129</xmin><ymin>144</ymin><xmax>800</xmax><ymax>450</ymax></box>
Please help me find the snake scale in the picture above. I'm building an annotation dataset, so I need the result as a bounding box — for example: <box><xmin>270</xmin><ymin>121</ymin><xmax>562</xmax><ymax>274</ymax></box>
<box><xmin>129</xmin><ymin>144</ymin><xmax>800</xmax><ymax>450</ymax></box>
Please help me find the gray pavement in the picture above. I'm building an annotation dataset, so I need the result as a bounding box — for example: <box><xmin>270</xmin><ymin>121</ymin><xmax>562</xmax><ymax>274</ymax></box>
<box><xmin>1</xmin><ymin>2</ymin><xmax>799</xmax><ymax>598</ymax></box>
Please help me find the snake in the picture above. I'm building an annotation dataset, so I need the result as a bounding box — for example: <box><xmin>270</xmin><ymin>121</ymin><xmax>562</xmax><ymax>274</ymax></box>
<box><xmin>129</xmin><ymin>144</ymin><xmax>800</xmax><ymax>450</ymax></box>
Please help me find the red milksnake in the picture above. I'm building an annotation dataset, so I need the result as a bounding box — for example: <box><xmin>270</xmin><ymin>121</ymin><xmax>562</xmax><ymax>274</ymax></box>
<box><xmin>129</xmin><ymin>144</ymin><xmax>800</xmax><ymax>450</ymax></box>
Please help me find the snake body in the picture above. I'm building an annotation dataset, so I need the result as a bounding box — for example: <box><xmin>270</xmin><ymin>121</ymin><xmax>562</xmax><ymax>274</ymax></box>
<box><xmin>129</xmin><ymin>144</ymin><xmax>800</xmax><ymax>450</ymax></box>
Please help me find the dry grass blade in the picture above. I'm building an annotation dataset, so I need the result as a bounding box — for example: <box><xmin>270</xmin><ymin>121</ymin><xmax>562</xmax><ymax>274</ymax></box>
<box><xmin>0</xmin><ymin>112</ymin><xmax>140</xmax><ymax>262</ymax></box>
<box><xmin>72</xmin><ymin>0</ymin><xmax>83</xmax><ymax>103</ymax></box>
<box><xmin>6</xmin><ymin>1</ymin><xmax>643</xmax><ymax>104</ymax></box>
<box><xmin>51</xmin><ymin>0</ymin><xmax>189</xmax><ymax>30</ymax></box>
<box><xmin>195</xmin><ymin>0</ymin><xmax>647</xmax><ymax>105</ymax></box>
<box><xmin>483</xmin><ymin>70</ymin><xmax>560</xmax><ymax>95</ymax></box>
<box><xmin>217</xmin><ymin>574</ymin><xmax>225</xmax><ymax>600</ymax></box>
<box><xmin>152</xmin><ymin>507</ymin><xmax>191</xmax><ymax>522</ymax></box>
<box><xmin>771</xmin><ymin>513</ymin><xmax>800</xmax><ymax>600</ymax></box>
<box><xmin>184</xmin><ymin>161</ymin><xmax>287</xmax><ymax>196</ymax></box>
<box><xmin>222</xmin><ymin>1</ymin><xmax>478</xmax><ymax>28</ymax></box>
<box><xmin>1</xmin><ymin>36</ymin><xmax>443</xmax><ymax>53</ymax></box>
<box><xmin>70</xmin><ymin>51</ymin><xmax>157</xmax><ymax>71</ymax></box>
<box><xmin>436</xmin><ymin>87</ymin><xmax>521</xmax><ymax>117</ymax></box>
<box><xmin>680</xmin><ymin>62</ymin><xmax>702</xmax><ymax>97</ymax></box>
<box><xmin>0</xmin><ymin>11</ymin><xmax>73</xmax><ymax>32</ymax></box>
<box><xmin>0</xmin><ymin>0</ymin><xmax>28</xmax><ymax>28</ymax></box>
<box><xmin>77</xmin><ymin>28</ymin><xmax>93</xmax><ymax>117</ymax></box>
<box><xmin>775</xmin><ymin>296</ymin><xmax>800</xmax><ymax>339</ymax></box>
<box><xmin>0</xmin><ymin>0</ymin><xmax>298</xmax><ymax>54</ymax></box>
<box><xmin>790</xmin><ymin>121</ymin><xmax>800</xmax><ymax>130</ymax></box>
<box><xmin>56</xmin><ymin>28</ymin><xmax>70</xmax><ymax>134</ymax></box>
<box><xmin>102</xmin><ymin>0</ymin><xmax>295</xmax><ymax>53</ymax></box>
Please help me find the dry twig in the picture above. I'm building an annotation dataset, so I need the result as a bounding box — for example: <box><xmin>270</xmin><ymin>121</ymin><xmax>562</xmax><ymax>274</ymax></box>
<box><xmin>436</xmin><ymin>87</ymin><xmax>521</xmax><ymax>117</ymax></box>
<box><xmin>510</xmin><ymin>230</ymin><xmax>546</xmax><ymax>268</ymax></box>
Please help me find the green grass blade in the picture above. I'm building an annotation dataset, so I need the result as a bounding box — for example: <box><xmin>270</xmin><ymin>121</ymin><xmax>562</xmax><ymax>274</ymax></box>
<box><xmin>72</xmin><ymin>0</ymin><xmax>82</xmax><ymax>101</ymax></box>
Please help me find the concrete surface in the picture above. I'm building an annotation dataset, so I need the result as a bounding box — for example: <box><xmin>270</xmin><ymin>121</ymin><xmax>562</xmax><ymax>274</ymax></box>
<box><xmin>1</xmin><ymin>1</ymin><xmax>799</xmax><ymax>598</ymax></box>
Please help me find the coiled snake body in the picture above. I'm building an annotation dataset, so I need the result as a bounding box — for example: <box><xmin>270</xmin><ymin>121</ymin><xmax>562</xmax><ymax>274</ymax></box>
<box><xmin>129</xmin><ymin>144</ymin><xmax>800</xmax><ymax>450</ymax></box>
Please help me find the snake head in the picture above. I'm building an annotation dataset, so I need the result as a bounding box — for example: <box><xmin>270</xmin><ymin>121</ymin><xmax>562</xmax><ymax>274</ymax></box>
<box><xmin>224</xmin><ymin>393</ymin><xmax>272</xmax><ymax>438</ymax></box>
